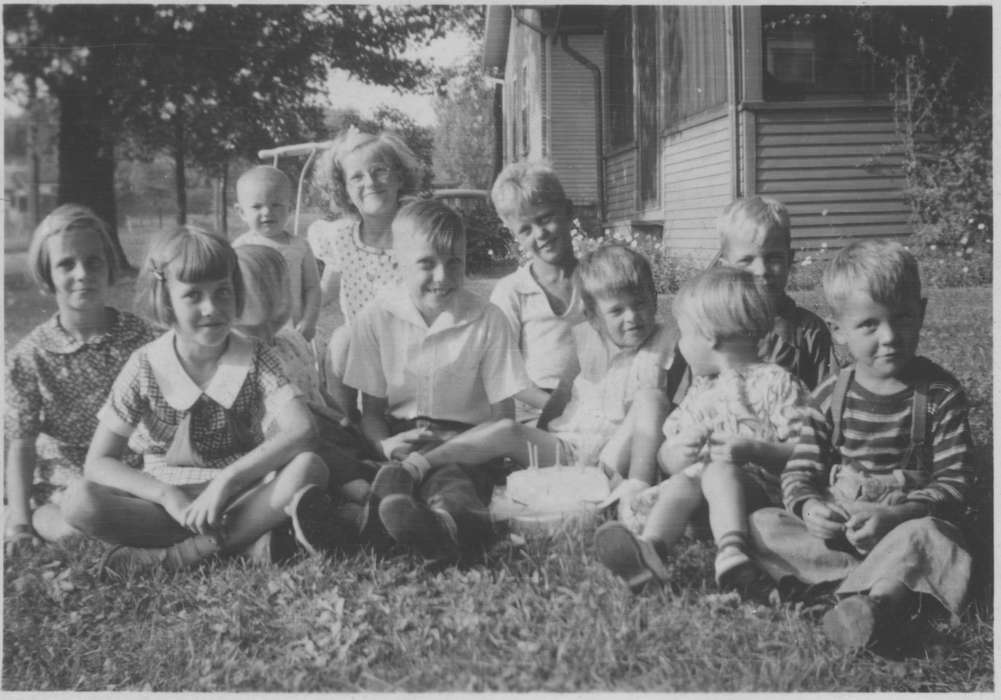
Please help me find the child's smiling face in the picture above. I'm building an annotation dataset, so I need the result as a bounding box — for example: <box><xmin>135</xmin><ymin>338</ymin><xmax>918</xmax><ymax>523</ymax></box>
<box><xmin>501</xmin><ymin>199</ymin><xmax>574</xmax><ymax>268</ymax></box>
<box><xmin>722</xmin><ymin>225</ymin><xmax>791</xmax><ymax>303</ymax></box>
<box><xmin>167</xmin><ymin>276</ymin><xmax>237</xmax><ymax>350</ymax></box>
<box><xmin>47</xmin><ymin>227</ymin><xmax>110</xmax><ymax>313</ymax></box>
<box><xmin>342</xmin><ymin>144</ymin><xmax>401</xmax><ymax>219</ymax></box>
<box><xmin>235</xmin><ymin>175</ymin><xmax>291</xmax><ymax>239</ymax></box>
<box><xmin>832</xmin><ymin>290</ymin><xmax>925</xmax><ymax>387</ymax></box>
<box><xmin>591</xmin><ymin>289</ymin><xmax>656</xmax><ymax>350</ymax></box>
<box><xmin>396</xmin><ymin>229</ymin><xmax>466</xmax><ymax>323</ymax></box>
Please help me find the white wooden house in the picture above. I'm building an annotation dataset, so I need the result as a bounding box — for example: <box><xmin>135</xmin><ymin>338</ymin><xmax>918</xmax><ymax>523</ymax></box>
<box><xmin>483</xmin><ymin>5</ymin><xmax>910</xmax><ymax>257</ymax></box>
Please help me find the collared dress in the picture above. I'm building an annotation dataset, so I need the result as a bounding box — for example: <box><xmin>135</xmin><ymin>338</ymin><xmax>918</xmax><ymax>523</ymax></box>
<box><xmin>98</xmin><ymin>331</ymin><xmax>300</xmax><ymax>485</ymax></box>
<box><xmin>343</xmin><ymin>285</ymin><xmax>531</xmax><ymax>427</ymax></box>
<box><xmin>5</xmin><ymin>308</ymin><xmax>158</xmax><ymax>503</ymax></box>
<box><xmin>307</xmin><ymin>217</ymin><xmax>399</xmax><ymax>323</ymax></box>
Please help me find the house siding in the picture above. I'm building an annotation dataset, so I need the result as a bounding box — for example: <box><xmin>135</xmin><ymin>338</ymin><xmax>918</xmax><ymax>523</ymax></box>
<box><xmin>661</xmin><ymin>115</ymin><xmax>732</xmax><ymax>255</ymax></box>
<box><xmin>604</xmin><ymin>148</ymin><xmax>636</xmax><ymax>226</ymax></box>
<box><xmin>753</xmin><ymin>106</ymin><xmax>910</xmax><ymax>248</ymax></box>
<box><xmin>549</xmin><ymin>35</ymin><xmax>602</xmax><ymax>210</ymax></box>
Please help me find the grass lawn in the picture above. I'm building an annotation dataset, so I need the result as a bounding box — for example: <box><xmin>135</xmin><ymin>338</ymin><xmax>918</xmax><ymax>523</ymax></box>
<box><xmin>2</xmin><ymin>248</ymin><xmax>994</xmax><ymax>691</ymax></box>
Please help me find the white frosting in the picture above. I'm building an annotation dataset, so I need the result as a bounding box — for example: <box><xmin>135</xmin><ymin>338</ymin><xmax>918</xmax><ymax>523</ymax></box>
<box><xmin>505</xmin><ymin>466</ymin><xmax>610</xmax><ymax>514</ymax></box>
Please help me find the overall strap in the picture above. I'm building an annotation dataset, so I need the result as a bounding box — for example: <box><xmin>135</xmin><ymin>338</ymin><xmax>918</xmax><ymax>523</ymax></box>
<box><xmin>829</xmin><ymin>367</ymin><xmax>855</xmax><ymax>448</ymax></box>
<box><xmin>909</xmin><ymin>378</ymin><xmax>930</xmax><ymax>470</ymax></box>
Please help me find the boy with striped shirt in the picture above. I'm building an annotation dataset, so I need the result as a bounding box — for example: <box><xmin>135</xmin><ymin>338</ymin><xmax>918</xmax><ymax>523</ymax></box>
<box><xmin>749</xmin><ymin>240</ymin><xmax>975</xmax><ymax>649</ymax></box>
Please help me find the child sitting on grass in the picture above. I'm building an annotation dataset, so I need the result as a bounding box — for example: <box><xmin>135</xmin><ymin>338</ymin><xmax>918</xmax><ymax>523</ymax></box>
<box><xmin>233</xmin><ymin>165</ymin><xmax>321</xmax><ymax>342</ymax></box>
<box><xmin>5</xmin><ymin>205</ymin><xmax>158</xmax><ymax>554</ymax></box>
<box><xmin>61</xmin><ymin>226</ymin><xmax>342</xmax><ymax>574</ymax></box>
<box><xmin>234</xmin><ymin>244</ymin><xmax>372</xmax><ymax>507</ymax></box>
<box><xmin>596</xmin><ymin>267</ymin><xmax>809</xmax><ymax>597</ymax></box>
<box><xmin>488</xmin><ymin>161</ymin><xmax>587</xmax><ymax>421</ymax></box>
<box><xmin>749</xmin><ymin>240</ymin><xmax>975</xmax><ymax>649</ymax></box>
<box><xmin>307</xmin><ymin>128</ymin><xmax>423</xmax><ymax>420</ymax></box>
<box><xmin>331</xmin><ymin>199</ymin><xmax>530</xmax><ymax>565</ymax></box>
<box><xmin>383</xmin><ymin>244</ymin><xmax>673</xmax><ymax>506</ymax></box>
<box><xmin>669</xmin><ymin>196</ymin><xmax>837</xmax><ymax>404</ymax></box>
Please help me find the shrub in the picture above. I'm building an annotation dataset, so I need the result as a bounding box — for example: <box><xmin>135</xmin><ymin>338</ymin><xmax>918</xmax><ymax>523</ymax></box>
<box><xmin>464</xmin><ymin>200</ymin><xmax>517</xmax><ymax>274</ymax></box>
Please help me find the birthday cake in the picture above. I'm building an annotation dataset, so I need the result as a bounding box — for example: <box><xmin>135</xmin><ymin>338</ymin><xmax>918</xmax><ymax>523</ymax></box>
<box><xmin>504</xmin><ymin>466</ymin><xmax>610</xmax><ymax>514</ymax></box>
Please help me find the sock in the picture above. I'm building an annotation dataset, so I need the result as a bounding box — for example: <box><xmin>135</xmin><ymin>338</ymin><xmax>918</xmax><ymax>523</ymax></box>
<box><xmin>714</xmin><ymin>530</ymin><xmax>751</xmax><ymax>584</ymax></box>
<box><xmin>163</xmin><ymin>534</ymin><xmax>220</xmax><ymax>570</ymax></box>
<box><xmin>402</xmin><ymin>452</ymin><xmax>433</xmax><ymax>481</ymax></box>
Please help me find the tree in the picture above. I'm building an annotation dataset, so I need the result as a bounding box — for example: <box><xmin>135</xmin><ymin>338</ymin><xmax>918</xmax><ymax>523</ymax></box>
<box><xmin>4</xmin><ymin>4</ymin><xmax>470</xmax><ymax>266</ymax></box>
<box><xmin>431</xmin><ymin>57</ymin><xmax>495</xmax><ymax>189</ymax></box>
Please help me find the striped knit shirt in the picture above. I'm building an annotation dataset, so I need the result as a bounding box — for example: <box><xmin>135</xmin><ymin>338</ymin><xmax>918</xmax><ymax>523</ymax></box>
<box><xmin>783</xmin><ymin>357</ymin><xmax>974</xmax><ymax>520</ymax></box>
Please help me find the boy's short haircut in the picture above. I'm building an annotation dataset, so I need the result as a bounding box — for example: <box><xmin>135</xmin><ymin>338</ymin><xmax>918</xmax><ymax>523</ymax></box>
<box><xmin>392</xmin><ymin>199</ymin><xmax>466</xmax><ymax>255</ymax></box>
<box><xmin>673</xmin><ymin>266</ymin><xmax>776</xmax><ymax>342</ymax></box>
<box><xmin>718</xmin><ymin>196</ymin><xmax>792</xmax><ymax>253</ymax></box>
<box><xmin>137</xmin><ymin>225</ymin><xmax>245</xmax><ymax>326</ymax></box>
<box><xmin>237</xmin><ymin>165</ymin><xmax>293</xmax><ymax>200</ymax></box>
<box><xmin>235</xmin><ymin>244</ymin><xmax>292</xmax><ymax>330</ymax></box>
<box><xmin>490</xmin><ymin>160</ymin><xmax>570</xmax><ymax>220</ymax></box>
<box><xmin>578</xmin><ymin>244</ymin><xmax>657</xmax><ymax>316</ymax></box>
<box><xmin>28</xmin><ymin>203</ymin><xmax>117</xmax><ymax>293</ymax></box>
<box><xmin>822</xmin><ymin>240</ymin><xmax>922</xmax><ymax>314</ymax></box>
<box><xmin>313</xmin><ymin>127</ymin><xmax>423</xmax><ymax>216</ymax></box>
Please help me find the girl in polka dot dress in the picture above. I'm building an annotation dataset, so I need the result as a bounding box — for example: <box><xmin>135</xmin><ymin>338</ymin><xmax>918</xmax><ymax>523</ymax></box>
<box><xmin>307</xmin><ymin>127</ymin><xmax>423</xmax><ymax>420</ymax></box>
<box><xmin>5</xmin><ymin>205</ymin><xmax>157</xmax><ymax>555</ymax></box>
<box><xmin>62</xmin><ymin>226</ymin><xmax>343</xmax><ymax>574</ymax></box>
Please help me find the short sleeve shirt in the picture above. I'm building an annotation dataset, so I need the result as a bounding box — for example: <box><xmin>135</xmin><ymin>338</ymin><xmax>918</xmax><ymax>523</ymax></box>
<box><xmin>489</xmin><ymin>264</ymin><xmax>587</xmax><ymax>390</ymax></box>
<box><xmin>307</xmin><ymin>217</ymin><xmax>398</xmax><ymax>322</ymax></box>
<box><xmin>233</xmin><ymin>231</ymin><xmax>319</xmax><ymax>325</ymax></box>
<box><xmin>98</xmin><ymin>331</ymin><xmax>300</xmax><ymax>479</ymax></box>
<box><xmin>343</xmin><ymin>286</ymin><xmax>531</xmax><ymax>425</ymax></box>
<box><xmin>5</xmin><ymin>308</ymin><xmax>158</xmax><ymax>467</ymax></box>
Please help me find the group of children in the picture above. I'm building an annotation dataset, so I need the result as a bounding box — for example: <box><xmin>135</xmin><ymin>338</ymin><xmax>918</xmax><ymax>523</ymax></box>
<box><xmin>5</xmin><ymin>126</ymin><xmax>978</xmax><ymax>651</ymax></box>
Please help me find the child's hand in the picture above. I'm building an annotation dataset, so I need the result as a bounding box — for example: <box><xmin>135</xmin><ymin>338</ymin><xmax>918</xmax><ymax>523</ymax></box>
<box><xmin>182</xmin><ymin>476</ymin><xmax>240</xmax><ymax>535</ymax></box>
<box><xmin>296</xmin><ymin>321</ymin><xmax>316</xmax><ymax>342</ymax></box>
<box><xmin>380</xmin><ymin>428</ymin><xmax>435</xmax><ymax>461</ymax></box>
<box><xmin>160</xmin><ymin>486</ymin><xmax>195</xmax><ymax>527</ymax></box>
<box><xmin>4</xmin><ymin>523</ymin><xmax>41</xmax><ymax>557</ymax></box>
<box><xmin>801</xmin><ymin>498</ymin><xmax>849</xmax><ymax>540</ymax></box>
<box><xmin>707</xmin><ymin>432</ymin><xmax>757</xmax><ymax>465</ymax></box>
<box><xmin>845</xmin><ymin>508</ymin><xmax>899</xmax><ymax>554</ymax></box>
<box><xmin>664</xmin><ymin>428</ymin><xmax>707</xmax><ymax>463</ymax></box>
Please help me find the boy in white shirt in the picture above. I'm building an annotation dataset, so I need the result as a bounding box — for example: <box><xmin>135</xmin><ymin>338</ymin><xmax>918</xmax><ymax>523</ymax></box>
<box><xmin>233</xmin><ymin>166</ymin><xmax>321</xmax><ymax>341</ymax></box>
<box><xmin>489</xmin><ymin>162</ymin><xmax>587</xmax><ymax>420</ymax></box>
<box><xmin>340</xmin><ymin>199</ymin><xmax>530</xmax><ymax>564</ymax></box>
<box><xmin>385</xmin><ymin>245</ymin><xmax>673</xmax><ymax>494</ymax></box>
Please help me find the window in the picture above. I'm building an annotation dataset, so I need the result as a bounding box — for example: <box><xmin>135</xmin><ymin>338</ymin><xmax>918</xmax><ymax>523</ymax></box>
<box><xmin>762</xmin><ymin>7</ymin><xmax>889</xmax><ymax>100</ymax></box>
<box><xmin>607</xmin><ymin>7</ymin><xmax>634</xmax><ymax>147</ymax></box>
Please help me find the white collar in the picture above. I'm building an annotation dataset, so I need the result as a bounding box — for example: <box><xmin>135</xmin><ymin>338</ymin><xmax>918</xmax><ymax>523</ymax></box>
<box><xmin>148</xmin><ymin>330</ymin><xmax>254</xmax><ymax>411</ymax></box>
<box><xmin>382</xmin><ymin>286</ymin><xmax>488</xmax><ymax>334</ymax></box>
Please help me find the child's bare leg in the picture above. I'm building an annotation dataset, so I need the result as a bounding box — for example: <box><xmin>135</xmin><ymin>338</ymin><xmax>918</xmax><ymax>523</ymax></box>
<box><xmin>627</xmin><ymin>388</ymin><xmax>670</xmax><ymax>483</ymax></box>
<box><xmin>31</xmin><ymin>503</ymin><xmax>80</xmax><ymax>543</ymax></box>
<box><xmin>700</xmin><ymin>460</ymin><xmax>759</xmax><ymax>588</ymax></box>
<box><xmin>640</xmin><ymin>472</ymin><xmax>703</xmax><ymax>552</ymax></box>
<box><xmin>407</xmin><ymin>418</ymin><xmax>561</xmax><ymax>477</ymax></box>
<box><xmin>220</xmin><ymin>452</ymin><xmax>329</xmax><ymax>552</ymax></box>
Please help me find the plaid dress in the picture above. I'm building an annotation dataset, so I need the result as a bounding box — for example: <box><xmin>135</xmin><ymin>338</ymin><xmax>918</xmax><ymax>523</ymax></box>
<box><xmin>98</xmin><ymin>331</ymin><xmax>300</xmax><ymax>485</ymax></box>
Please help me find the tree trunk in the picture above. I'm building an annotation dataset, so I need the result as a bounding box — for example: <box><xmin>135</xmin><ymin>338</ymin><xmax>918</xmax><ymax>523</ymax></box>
<box><xmin>173</xmin><ymin>110</ymin><xmax>187</xmax><ymax>225</ymax></box>
<box><xmin>56</xmin><ymin>86</ymin><xmax>130</xmax><ymax>270</ymax></box>
<box><xmin>213</xmin><ymin>163</ymin><xmax>229</xmax><ymax>236</ymax></box>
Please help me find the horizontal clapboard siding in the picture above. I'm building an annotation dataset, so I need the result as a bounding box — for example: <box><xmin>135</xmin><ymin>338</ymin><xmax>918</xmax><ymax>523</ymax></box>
<box><xmin>755</xmin><ymin>107</ymin><xmax>911</xmax><ymax>249</ymax></box>
<box><xmin>549</xmin><ymin>35</ymin><xmax>602</xmax><ymax>208</ymax></box>
<box><xmin>662</xmin><ymin>114</ymin><xmax>731</xmax><ymax>253</ymax></box>
<box><xmin>605</xmin><ymin>148</ymin><xmax>635</xmax><ymax>223</ymax></box>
